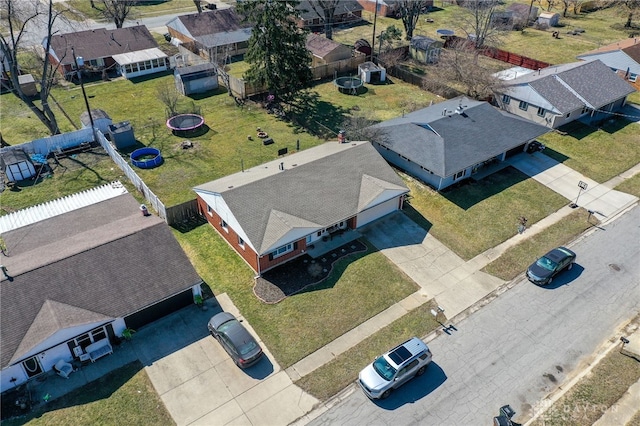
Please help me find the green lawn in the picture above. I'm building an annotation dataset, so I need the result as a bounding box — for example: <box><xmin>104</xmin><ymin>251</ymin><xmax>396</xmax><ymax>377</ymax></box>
<box><xmin>538</xmin><ymin>118</ymin><xmax>640</xmax><ymax>183</ymax></box>
<box><xmin>401</xmin><ymin>167</ymin><xmax>568</xmax><ymax>261</ymax></box>
<box><xmin>174</xmin><ymin>225</ymin><xmax>419</xmax><ymax>368</ymax></box>
<box><xmin>332</xmin><ymin>2</ymin><xmax>639</xmax><ymax>65</ymax></box>
<box><xmin>615</xmin><ymin>171</ymin><xmax>640</xmax><ymax>197</ymax></box>
<box><xmin>482</xmin><ymin>208</ymin><xmax>595</xmax><ymax>280</ymax></box>
<box><xmin>64</xmin><ymin>0</ymin><xmax>197</xmax><ymax>21</ymax></box>
<box><xmin>2</xmin><ymin>362</ymin><xmax>174</xmax><ymax>426</ymax></box>
<box><xmin>296</xmin><ymin>302</ymin><xmax>440</xmax><ymax>401</ymax></box>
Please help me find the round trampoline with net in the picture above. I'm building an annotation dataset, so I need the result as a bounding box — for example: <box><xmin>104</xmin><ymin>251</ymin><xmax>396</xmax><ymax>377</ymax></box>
<box><xmin>166</xmin><ymin>113</ymin><xmax>205</xmax><ymax>136</ymax></box>
<box><xmin>333</xmin><ymin>76</ymin><xmax>364</xmax><ymax>95</ymax></box>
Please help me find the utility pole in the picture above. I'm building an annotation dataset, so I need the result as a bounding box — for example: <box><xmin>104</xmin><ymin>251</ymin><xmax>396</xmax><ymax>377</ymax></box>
<box><xmin>72</xmin><ymin>46</ymin><xmax>96</xmax><ymax>142</ymax></box>
<box><xmin>370</xmin><ymin>0</ymin><xmax>379</xmax><ymax>62</ymax></box>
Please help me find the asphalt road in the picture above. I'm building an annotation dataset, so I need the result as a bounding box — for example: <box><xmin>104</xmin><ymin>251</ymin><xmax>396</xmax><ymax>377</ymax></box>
<box><xmin>309</xmin><ymin>205</ymin><xmax>640</xmax><ymax>426</ymax></box>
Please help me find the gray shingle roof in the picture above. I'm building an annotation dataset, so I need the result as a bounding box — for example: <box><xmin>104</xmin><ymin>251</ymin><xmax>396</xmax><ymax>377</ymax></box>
<box><xmin>0</xmin><ymin>194</ymin><xmax>202</xmax><ymax>368</ymax></box>
<box><xmin>371</xmin><ymin>97</ymin><xmax>549</xmax><ymax>177</ymax></box>
<box><xmin>48</xmin><ymin>26</ymin><xmax>158</xmax><ymax>66</ymax></box>
<box><xmin>297</xmin><ymin>0</ymin><xmax>363</xmax><ymax>20</ymax></box>
<box><xmin>194</xmin><ymin>142</ymin><xmax>408</xmax><ymax>254</ymax></box>
<box><xmin>504</xmin><ymin>60</ymin><xmax>635</xmax><ymax>113</ymax></box>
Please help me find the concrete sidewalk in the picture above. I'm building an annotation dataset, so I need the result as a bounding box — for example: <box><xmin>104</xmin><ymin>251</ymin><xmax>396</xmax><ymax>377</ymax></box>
<box><xmin>288</xmin><ymin>160</ymin><xmax>639</xmax><ymax>423</ymax></box>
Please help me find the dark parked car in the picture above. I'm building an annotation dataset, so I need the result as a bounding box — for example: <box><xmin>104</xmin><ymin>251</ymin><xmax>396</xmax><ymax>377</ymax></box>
<box><xmin>526</xmin><ymin>246</ymin><xmax>576</xmax><ymax>285</ymax></box>
<box><xmin>208</xmin><ymin>312</ymin><xmax>263</xmax><ymax>368</ymax></box>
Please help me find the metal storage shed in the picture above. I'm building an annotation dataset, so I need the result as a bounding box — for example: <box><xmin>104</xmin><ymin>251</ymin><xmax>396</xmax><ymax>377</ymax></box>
<box><xmin>537</xmin><ymin>12</ymin><xmax>560</xmax><ymax>27</ymax></box>
<box><xmin>80</xmin><ymin>109</ymin><xmax>112</xmax><ymax>134</ymax></box>
<box><xmin>1</xmin><ymin>149</ymin><xmax>37</xmax><ymax>182</ymax></box>
<box><xmin>174</xmin><ymin>63</ymin><xmax>218</xmax><ymax>95</ymax></box>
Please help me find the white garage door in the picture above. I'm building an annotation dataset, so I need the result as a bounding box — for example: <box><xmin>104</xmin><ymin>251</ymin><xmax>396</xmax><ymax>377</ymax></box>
<box><xmin>356</xmin><ymin>198</ymin><xmax>399</xmax><ymax>228</ymax></box>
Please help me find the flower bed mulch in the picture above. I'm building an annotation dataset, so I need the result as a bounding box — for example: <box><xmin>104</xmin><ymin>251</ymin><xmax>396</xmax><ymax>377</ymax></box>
<box><xmin>254</xmin><ymin>239</ymin><xmax>368</xmax><ymax>304</ymax></box>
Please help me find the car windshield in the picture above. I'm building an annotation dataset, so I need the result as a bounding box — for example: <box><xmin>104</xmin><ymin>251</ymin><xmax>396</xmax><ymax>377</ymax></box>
<box><xmin>238</xmin><ymin>340</ymin><xmax>257</xmax><ymax>355</ymax></box>
<box><xmin>536</xmin><ymin>256</ymin><xmax>558</xmax><ymax>271</ymax></box>
<box><xmin>373</xmin><ymin>356</ymin><xmax>397</xmax><ymax>381</ymax></box>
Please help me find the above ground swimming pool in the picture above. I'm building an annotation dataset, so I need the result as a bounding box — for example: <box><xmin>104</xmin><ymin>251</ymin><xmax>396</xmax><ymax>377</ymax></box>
<box><xmin>131</xmin><ymin>147</ymin><xmax>163</xmax><ymax>169</ymax></box>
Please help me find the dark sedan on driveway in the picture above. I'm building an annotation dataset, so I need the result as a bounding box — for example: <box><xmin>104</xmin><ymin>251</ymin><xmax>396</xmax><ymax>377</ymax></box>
<box><xmin>526</xmin><ymin>246</ymin><xmax>576</xmax><ymax>285</ymax></box>
<box><xmin>208</xmin><ymin>312</ymin><xmax>263</xmax><ymax>368</ymax></box>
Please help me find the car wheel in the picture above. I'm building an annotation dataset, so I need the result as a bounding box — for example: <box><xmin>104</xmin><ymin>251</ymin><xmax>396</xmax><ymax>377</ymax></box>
<box><xmin>567</xmin><ymin>262</ymin><xmax>573</xmax><ymax>270</ymax></box>
<box><xmin>381</xmin><ymin>389</ymin><xmax>392</xmax><ymax>399</ymax></box>
<box><xmin>416</xmin><ymin>366</ymin><xmax>426</xmax><ymax>376</ymax></box>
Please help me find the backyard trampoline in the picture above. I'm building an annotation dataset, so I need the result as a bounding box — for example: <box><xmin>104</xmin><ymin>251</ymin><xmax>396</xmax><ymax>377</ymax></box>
<box><xmin>334</xmin><ymin>76</ymin><xmax>364</xmax><ymax>95</ymax></box>
<box><xmin>166</xmin><ymin>113</ymin><xmax>205</xmax><ymax>136</ymax></box>
<box><xmin>131</xmin><ymin>147</ymin><xmax>163</xmax><ymax>169</ymax></box>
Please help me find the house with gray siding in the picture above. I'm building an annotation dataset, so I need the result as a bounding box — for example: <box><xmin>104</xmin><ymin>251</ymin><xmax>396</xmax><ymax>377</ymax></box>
<box><xmin>368</xmin><ymin>97</ymin><xmax>549</xmax><ymax>191</ymax></box>
<box><xmin>494</xmin><ymin>59</ymin><xmax>635</xmax><ymax>128</ymax></box>
<box><xmin>577</xmin><ymin>39</ymin><xmax>640</xmax><ymax>90</ymax></box>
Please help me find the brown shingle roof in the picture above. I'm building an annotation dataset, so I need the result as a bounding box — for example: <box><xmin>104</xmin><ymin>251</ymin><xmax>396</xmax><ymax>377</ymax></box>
<box><xmin>48</xmin><ymin>25</ymin><xmax>158</xmax><ymax>66</ymax></box>
<box><xmin>0</xmin><ymin>194</ymin><xmax>202</xmax><ymax>368</ymax></box>
<box><xmin>170</xmin><ymin>8</ymin><xmax>251</xmax><ymax>37</ymax></box>
<box><xmin>306</xmin><ymin>33</ymin><xmax>345</xmax><ymax>57</ymax></box>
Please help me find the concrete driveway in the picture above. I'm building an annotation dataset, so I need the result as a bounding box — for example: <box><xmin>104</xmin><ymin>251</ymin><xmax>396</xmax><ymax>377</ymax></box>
<box><xmin>136</xmin><ymin>294</ymin><xmax>318</xmax><ymax>426</ymax></box>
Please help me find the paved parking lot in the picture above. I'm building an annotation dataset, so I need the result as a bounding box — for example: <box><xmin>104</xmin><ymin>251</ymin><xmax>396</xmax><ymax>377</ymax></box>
<box><xmin>137</xmin><ymin>293</ymin><xmax>318</xmax><ymax>426</ymax></box>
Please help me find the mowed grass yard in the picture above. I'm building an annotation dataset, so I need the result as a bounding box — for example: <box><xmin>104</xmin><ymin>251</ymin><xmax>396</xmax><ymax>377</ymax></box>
<box><xmin>333</xmin><ymin>2</ymin><xmax>640</xmax><ymax>65</ymax></box>
<box><xmin>174</xmin><ymin>225</ymin><xmax>419</xmax><ymax>369</ymax></box>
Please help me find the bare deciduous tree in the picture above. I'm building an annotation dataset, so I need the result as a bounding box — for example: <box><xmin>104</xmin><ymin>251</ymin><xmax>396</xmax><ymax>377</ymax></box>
<box><xmin>398</xmin><ymin>0</ymin><xmax>430</xmax><ymax>41</ymax></box>
<box><xmin>97</xmin><ymin>0</ymin><xmax>134</xmax><ymax>29</ymax></box>
<box><xmin>156</xmin><ymin>81</ymin><xmax>180</xmax><ymax>117</ymax></box>
<box><xmin>0</xmin><ymin>0</ymin><xmax>67</xmax><ymax>135</ymax></box>
<box><xmin>424</xmin><ymin>39</ymin><xmax>501</xmax><ymax>99</ymax></box>
<box><xmin>600</xmin><ymin>0</ymin><xmax>640</xmax><ymax>28</ymax></box>
<box><xmin>454</xmin><ymin>0</ymin><xmax>505</xmax><ymax>49</ymax></box>
<box><xmin>193</xmin><ymin>0</ymin><xmax>203</xmax><ymax>14</ymax></box>
<box><xmin>340</xmin><ymin>113</ymin><xmax>388</xmax><ymax>145</ymax></box>
<box><xmin>307</xmin><ymin>0</ymin><xmax>340</xmax><ymax>40</ymax></box>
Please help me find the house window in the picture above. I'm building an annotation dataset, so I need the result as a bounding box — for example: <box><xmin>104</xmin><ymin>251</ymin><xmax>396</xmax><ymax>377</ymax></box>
<box><xmin>453</xmin><ymin>170</ymin><xmax>464</xmax><ymax>180</ymax></box>
<box><xmin>566</xmin><ymin>112</ymin><xmax>571</xmax><ymax>118</ymax></box>
<box><xmin>207</xmin><ymin>205</ymin><xmax>213</xmax><ymax>216</ymax></box>
<box><xmin>220</xmin><ymin>220</ymin><xmax>228</xmax><ymax>232</ymax></box>
<box><xmin>271</xmin><ymin>243</ymin><xmax>293</xmax><ymax>259</ymax></box>
<box><xmin>71</xmin><ymin>326</ymin><xmax>108</xmax><ymax>352</ymax></box>
<box><xmin>238</xmin><ymin>236</ymin><xmax>245</xmax><ymax>249</ymax></box>
<box><xmin>629</xmin><ymin>74</ymin><xmax>637</xmax><ymax>82</ymax></box>
<box><xmin>502</xmin><ymin>95</ymin><xmax>510</xmax><ymax>105</ymax></box>
<box><xmin>537</xmin><ymin>107</ymin><xmax>545</xmax><ymax>117</ymax></box>
<box><xmin>519</xmin><ymin>101</ymin><xmax>528</xmax><ymax>111</ymax></box>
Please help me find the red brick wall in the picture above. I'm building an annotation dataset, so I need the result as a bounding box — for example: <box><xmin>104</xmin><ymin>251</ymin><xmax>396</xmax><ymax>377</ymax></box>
<box><xmin>197</xmin><ymin>197</ymin><xmax>260</xmax><ymax>272</ymax></box>
<box><xmin>197</xmin><ymin>197</ymin><xmax>307</xmax><ymax>275</ymax></box>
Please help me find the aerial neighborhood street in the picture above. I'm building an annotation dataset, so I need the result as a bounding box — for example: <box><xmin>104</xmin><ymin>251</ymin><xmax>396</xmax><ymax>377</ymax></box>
<box><xmin>1</xmin><ymin>0</ymin><xmax>639</xmax><ymax>425</ymax></box>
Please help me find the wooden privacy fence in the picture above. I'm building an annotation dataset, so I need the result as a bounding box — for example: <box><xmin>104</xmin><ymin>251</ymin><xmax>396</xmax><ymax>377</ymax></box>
<box><xmin>225</xmin><ymin>55</ymin><xmax>367</xmax><ymax>99</ymax></box>
<box><xmin>482</xmin><ymin>47</ymin><xmax>552</xmax><ymax>70</ymax></box>
<box><xmin>164</xmin><ymin>199</ymin><xmax>199</xmax><ymax>225</ymax></box>
<box><xmin>444</xmin><ymin>36</ymin><xmax>552</xmax><ymax>70</ymax></box>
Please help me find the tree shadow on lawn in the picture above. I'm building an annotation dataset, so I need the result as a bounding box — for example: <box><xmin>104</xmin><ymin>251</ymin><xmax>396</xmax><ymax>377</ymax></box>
<box><xmin>441</xmin><ymin>166</ymin><xmax>530</xmax><ymax>210</ymax></box>
<box><xmin>288</xmin><ymin>90</ymin><xmax>350</xmax><ymax>138</ymax></box>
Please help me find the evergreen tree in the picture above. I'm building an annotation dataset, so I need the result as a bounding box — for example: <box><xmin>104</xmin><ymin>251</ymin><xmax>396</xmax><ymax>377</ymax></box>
<box><xmin>237</xmin><ymin>0</ymin><xmax>312</xmax><ymax>104</ymax></box>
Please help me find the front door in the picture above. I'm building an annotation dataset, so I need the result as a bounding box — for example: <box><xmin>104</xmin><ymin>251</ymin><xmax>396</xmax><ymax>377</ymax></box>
<box><xmin>22</xmin><ymin>355</ymin><xmax>43</xmax><ymax>378</ymax></box>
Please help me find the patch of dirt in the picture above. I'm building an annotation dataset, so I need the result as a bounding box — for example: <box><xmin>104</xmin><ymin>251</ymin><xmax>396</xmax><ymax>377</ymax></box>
<box><xmin>254</xmin><ymin>240</ymin><xmax>368</xmax><ymax>304</ymax></box>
